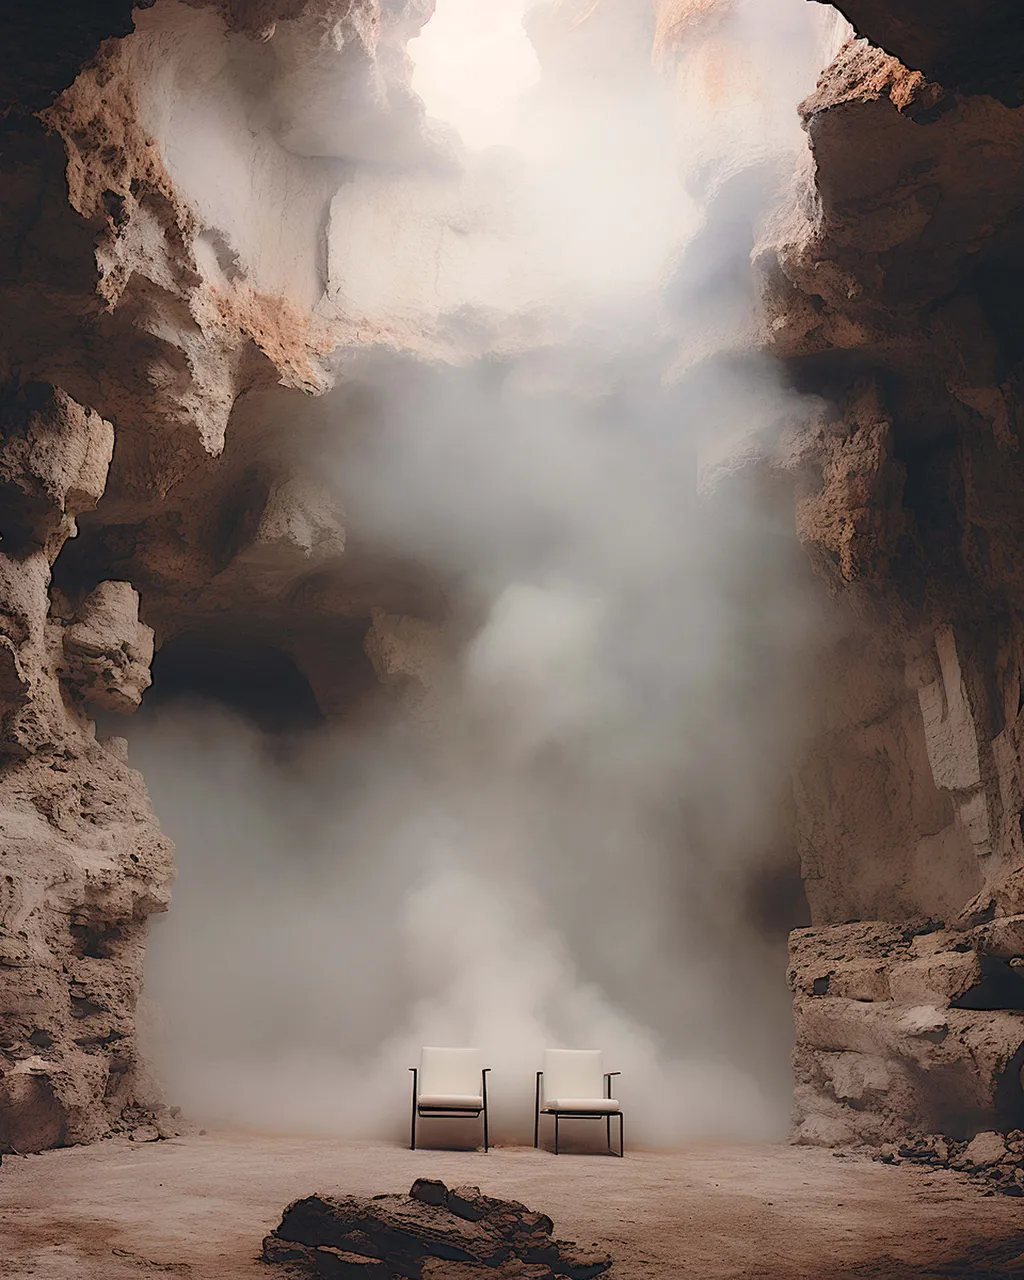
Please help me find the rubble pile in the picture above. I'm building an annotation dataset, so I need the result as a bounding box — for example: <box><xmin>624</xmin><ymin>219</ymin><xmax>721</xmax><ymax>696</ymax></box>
<box><xmin>111</xmin><ymin>1102</ymin><xmax>185</xmax><ymax>1143</ymax></box>
<box><xmin>876</xmin><ymin>1130</ymin><xmax>1024</xmax><ymax>1197</ymax></box>
<box><xmin>262</xmin><ymin>1179</ymin><xmax>614</xmax><ymax>1280</ymax></box>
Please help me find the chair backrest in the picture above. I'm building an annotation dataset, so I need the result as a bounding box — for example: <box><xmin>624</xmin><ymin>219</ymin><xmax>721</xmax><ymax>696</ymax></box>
<box><xmin>418</xmin><ymin>1046</ymin><xmax>482</xmax><ymax>1097</ymax></box>
<box><xmin>542</xmin><ymin>1048</ymin><xmax>604</xmax><ymax>1102</ymax></box>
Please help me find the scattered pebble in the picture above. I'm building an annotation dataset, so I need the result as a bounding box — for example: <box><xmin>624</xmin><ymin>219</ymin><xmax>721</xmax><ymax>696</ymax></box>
<box><xmin>870</xmin><ymin>1130</ymin><xmax>1024</xmax><ymax>1197</ymax></box>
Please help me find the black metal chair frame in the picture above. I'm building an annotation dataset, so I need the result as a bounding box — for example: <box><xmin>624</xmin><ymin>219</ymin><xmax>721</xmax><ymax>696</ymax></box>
<box><xmin>534</xmin><ymin>1069</ymin><xmax>623</xmax><ymax>1156</ymax></box>
<box><xmin>409</xmin><ymin>1066</ymin><xmax>491</xmax><ymax>1152</ymax></box>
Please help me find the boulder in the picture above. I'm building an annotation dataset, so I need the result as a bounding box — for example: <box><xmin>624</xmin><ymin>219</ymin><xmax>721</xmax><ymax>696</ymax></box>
<box><xmin>957</xmin><ymin>1131</ymin><xmax>1008</xmax><ymax>1171</ymax></box>
<box><xmin>263</xmin><ymin>1184</ymin><xmax>611</xmax><ymax>1280</ymax></box>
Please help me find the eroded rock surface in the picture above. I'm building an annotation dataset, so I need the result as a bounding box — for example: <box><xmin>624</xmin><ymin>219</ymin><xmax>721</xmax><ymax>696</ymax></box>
<box><xmin>1</xmin><ymin>0</ymin><xmax>436</xmax><ymax>1153</ymax></box>
<box><xmin>262</xmin><ymin>1180</ymin><xmax>613</xmax><ymax>1280</ymax></box>
<box><xmin>7</xmin><ymin>0</ymin><xmax>1024</xmax><ymax>1159</ymax></box>
<box><xmin>789</xmin><ymin>921</ymin><xmax>1024</xmax><ymax>1145</ymax></box>
<box><xmin>1</xmin><ymin>385</ymin><xmax>172</xmax><ymax>1152</ymax></box>
<box><xmin>755</xmin><ymin>0</ymin><xmax>1024</xmax><ymax>1140</ymax></box>
<box><xmin>816</xmin><ymin>0</ymin><xmax>1024</xmax><ymax>105</ymax></box>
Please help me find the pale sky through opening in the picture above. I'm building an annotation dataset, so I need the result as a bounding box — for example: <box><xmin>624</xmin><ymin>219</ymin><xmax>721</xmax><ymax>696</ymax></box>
<box><xmin>409</xmin><ymin>0</ymin><xmax>541</xmax><ymax>149</ymax></box>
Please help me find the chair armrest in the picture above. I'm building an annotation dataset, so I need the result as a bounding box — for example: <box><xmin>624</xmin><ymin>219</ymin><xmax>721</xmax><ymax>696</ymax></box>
<box><xmin>604</xmin><ymin>1071</ymin><xmax>620</xmax><ymax>1099</ymax></box>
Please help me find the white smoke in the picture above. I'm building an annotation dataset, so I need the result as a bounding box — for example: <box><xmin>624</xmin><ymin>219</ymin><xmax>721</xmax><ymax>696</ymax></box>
<box><xmin>409</xmin><ymin>0</ymin><xmax>540</xmax><ymax>149</ymax></box>
<box><xmin>135</xmin><ymin>0</ymin><xmax>841</xmax><ymax>1146</ymax></box>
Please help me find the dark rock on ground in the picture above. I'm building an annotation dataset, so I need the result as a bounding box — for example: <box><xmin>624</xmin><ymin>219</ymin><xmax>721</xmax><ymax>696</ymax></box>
<box><xmin>262</xmin><ymin>1181</ymin><xmax>613</xmax><ymax>1280</ymax></box>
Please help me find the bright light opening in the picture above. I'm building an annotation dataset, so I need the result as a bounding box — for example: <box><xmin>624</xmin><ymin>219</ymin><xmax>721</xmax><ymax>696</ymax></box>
<box><xmin>409</xmin><ymin>0</ymin><xmax>541</xmax><ymax>150</ymax></box>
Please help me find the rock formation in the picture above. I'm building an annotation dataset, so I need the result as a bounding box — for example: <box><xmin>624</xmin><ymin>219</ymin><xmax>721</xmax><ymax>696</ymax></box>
<box><xmin>262</xmin><ymin>1178</ymin><xmax>613</xmax><ymax>1279</ymax></box>
<box><xmin>4</xmin><ymin>0</ymin><xmax>1024</xmax><ymax>1158</ymax></box>
<box><xmin>0</xmin><ymin>0</ymin><xmax>437</xmax><ymax>1152</ymax></box>
<box><xmin>760</xmin><ymin>3</ymin><xmax>1024</xmax><ymax>1141</ymax></box>
<box><xmin>0</xmin><ymin>379</ymin><xmax>171</xmax><ymax>1151</ymax></box>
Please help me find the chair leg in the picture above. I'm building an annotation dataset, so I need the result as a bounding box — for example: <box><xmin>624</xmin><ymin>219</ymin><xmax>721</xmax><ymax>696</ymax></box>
<box><xmin>554</xmin><ymin>1113</ymin><xmax>559</xmax><ymax>1155</ymax></box>
<box><xmin>410</xmin><ymin>1068</ymin><xmax>418</xmax><ymax>1151</ymax></box>
<box><xmin>606</xmin><ymin>1114</ymin><xmax>611</xmax><ymax>1153</ymax></box>
<box><xmin>534</xmin><ymin>1072</ymin><xmax>541</xmax><ymax>1150</ymax></box>
<box><xmin>618</xmin><ymin>1112</ymin><xmax>624</xmax><ymax>1157</ymax></box>
<box><xmin>481</xmin><ymin>1068</ymin><xmax>490</xmax><ymax>1153</ymax></box>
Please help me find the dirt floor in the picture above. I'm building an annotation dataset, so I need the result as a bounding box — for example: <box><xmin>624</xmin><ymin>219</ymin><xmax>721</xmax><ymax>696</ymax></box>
<box><xmin>2</xmin><ymin>1131</ymin><xmax>1024</xmax><ymax>1279</ymax></box>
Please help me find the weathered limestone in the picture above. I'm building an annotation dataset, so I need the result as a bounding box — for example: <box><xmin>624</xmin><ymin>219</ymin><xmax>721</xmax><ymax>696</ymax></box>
<box><xmin>790</xmin><ymin>628</ymin><xmax>981</xmax><ymax>926</ymax></box>
<box><xmin>793</xmin><ymin>380</ymin><xmax>906</xmax><ymax>587</ymax></box>
<box><xmin>363</xmin><ymin>609</ymin><xmax>450</xmax><ymax>729</ymax></box>
<box><xmin>790</xmin><ymin>923</ymin><xmax>1024</xmax><ymax>1145</ymax></box>
<box><xmin>1</xmin><ymin>389</ymin><xmax>172</xmax><ymax>1153</ymax></box>
<box><xmin>1</xmin><ymin>0</ymin><xmax>437</xmax><ymax>1153</ymax></box>
<box><xmin>813</xmin><ymin>0</ymin><xmax>1024</xmax><ymax>105</ymax></box>
<box><xmin>975</xmin><ymin>916</ymin><xmax>1024</xmax><ymax>961</ymax></box>
<box><xmin>0</xmin><ymin>385</ymin><xmax>113</xmax><ymax>554</ymax></box>
<box><xmin>754</xmin><ymin>0</ymin><xmax>1024</xmax><ymax>1142</ymax></box>
<box><xmin>62</xmin><ymin>582</ymin><xmax>155</xmax><ymax>713</ymax></box>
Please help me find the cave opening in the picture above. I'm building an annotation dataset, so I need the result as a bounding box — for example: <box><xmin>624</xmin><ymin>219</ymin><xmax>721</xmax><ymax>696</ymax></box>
<box><xmin>145</xmin><ymin>631</ymin><xmax>325</xmax><ymax>735</ymax></box>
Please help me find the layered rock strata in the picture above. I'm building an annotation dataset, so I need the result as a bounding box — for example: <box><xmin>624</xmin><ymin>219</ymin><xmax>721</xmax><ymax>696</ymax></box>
<box><xmin>765</xmin><ymin>5</ymin><xmax>1024</xmax><ymax>1141</ymax></box>
<box><xmin>790</xmin><ymin>920</ymin><xmax>1024</xmax><ymax>1144</ymax></box>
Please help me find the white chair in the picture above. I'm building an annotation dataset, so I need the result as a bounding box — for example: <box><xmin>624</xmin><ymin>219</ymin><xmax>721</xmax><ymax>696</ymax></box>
<box><xmin>409</xmin><ymin>1047</ymin><xmax>490</xmax><ymax>1151</ymax></box>
<box><xmin>534</xmin><ymin>1049</ymin><xmax>623</xmax><ymax>1156</ymax></box>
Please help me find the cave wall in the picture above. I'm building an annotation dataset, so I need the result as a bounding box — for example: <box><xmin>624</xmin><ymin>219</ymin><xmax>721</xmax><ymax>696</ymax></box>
<box><xmin>761</xmin><ymin>4</ymin><xmax>1024</xmax><ymax>1141</ymax></box>
<box><xmin>0</xmin><ymin>382</ymin><xmax>171</xmax><ymax>1150</ymax></box>
<box><xmin>0</xmin><ymin>0</ymin><xmax>439</xmax><ymax>1153</ymax></box>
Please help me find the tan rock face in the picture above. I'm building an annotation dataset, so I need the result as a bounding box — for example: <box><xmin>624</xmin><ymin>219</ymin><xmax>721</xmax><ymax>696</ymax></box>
<box><xmin>0</xmin><ymin>385</ymin><xmax>113</xmax><ymax>552</ymax></box>
<box><xmin>818</xmin><ymin>0</ymin><xmax>1024</xmax><ymax>105</ymax></box>
<box><xmin>5</xmin><ymin>0</ymin><xmax>1024</xmax><ymax>1158</ymax></box>
<box><xmin>766</xmin><ymin>6</ymin><xmax>1024</xmax><ymax>1140</ymax></box>
<box><xmin>0</xmin><ymin>0</ymin><xmax>435</xmax><ymax>1153</ymax></box>
<box><xmin>1</xmin><ymin>391</ymin><xmax>173</xmax><ymax>1151</ymax></box>
<box><xmin>62</xmin><ymin>582</ymin><xmax>155</xmax><ymax>713</ymax></box>
<box><xmin>790</xmin><ymin>923</ymin><xmax>1024</xmax><ymax>1144</ymax></box>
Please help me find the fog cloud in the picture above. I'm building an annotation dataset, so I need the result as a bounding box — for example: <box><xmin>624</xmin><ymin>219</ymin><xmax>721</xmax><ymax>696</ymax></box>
<box><xmin>136</xmin><ymin>0</ymin><xmax>841</xmax><ymax>1146</ymax></box>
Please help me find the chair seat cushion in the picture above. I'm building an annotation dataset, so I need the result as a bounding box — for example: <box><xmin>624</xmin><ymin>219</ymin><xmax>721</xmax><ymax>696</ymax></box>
<box><xmin>544</xmin><ymin>1098</ymin><xmax>620</xmax><ymax>1112</ymax></box>
<box><xmin>417</xmin><ymin>1093</ymin><xmax>484</xmax><ymax>1109</ymax></box>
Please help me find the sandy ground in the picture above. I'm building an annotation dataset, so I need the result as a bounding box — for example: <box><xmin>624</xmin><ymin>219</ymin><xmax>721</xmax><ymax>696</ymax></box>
<box><xmin>2</xmin><ymin>1131</ymin><xmax>1024</xmax><ymax>1279</ymax></box>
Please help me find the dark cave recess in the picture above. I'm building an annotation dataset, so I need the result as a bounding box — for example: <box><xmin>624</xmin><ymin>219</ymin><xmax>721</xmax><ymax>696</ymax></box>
<box><xmin>143</xmin><ymin>632</ymin><xmax>324</xmax><ymax>734</ymax></box>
